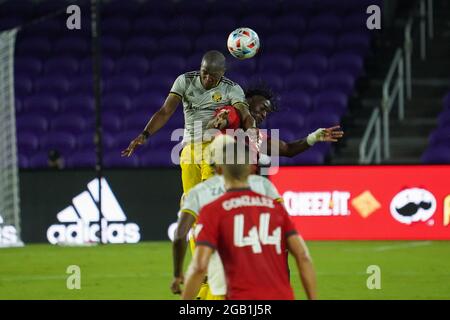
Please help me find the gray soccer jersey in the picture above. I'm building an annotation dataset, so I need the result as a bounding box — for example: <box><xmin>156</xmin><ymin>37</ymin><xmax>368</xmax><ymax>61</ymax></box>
<box><xmin>181</xmin><ymin>174</ymin><xmax>282</xmax><ymax>296</ymax></box>
<box><xmin>170</xmin><ymin>71</ymin><xmax>246</xmax><ymax>144</ymax></box>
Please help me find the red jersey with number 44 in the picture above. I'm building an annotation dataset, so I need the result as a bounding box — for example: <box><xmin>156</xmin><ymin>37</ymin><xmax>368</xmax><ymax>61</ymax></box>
<box><xmin>196</xmin><ymin>189</ymin><xmax>297</xmax><ymax>300</ymax></box>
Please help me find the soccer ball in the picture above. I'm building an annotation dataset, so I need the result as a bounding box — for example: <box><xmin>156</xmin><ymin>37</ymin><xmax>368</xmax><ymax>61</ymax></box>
<box><xmin>227</xmin><ymin>27</ymin><xmax>260</xmax><ymax>60</ymax></box>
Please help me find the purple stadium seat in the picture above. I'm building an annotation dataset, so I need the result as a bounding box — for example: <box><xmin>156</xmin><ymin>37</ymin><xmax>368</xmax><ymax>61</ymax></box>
<box><xmin>101</xmin><ymin>17</ymin><xmax>131</xmax><ymax>37</ymax></box>
<box><xmin>320</xmin><ymin>72</ymin><xmax>355</xmax><ymax>95</ymax></box>
<box><xmin>239</xmin><ymin>15</ymin><xmax>272</xmax><ymax>34</ymax></box>
<box><xmin>14</xmin><ymin>57</ymin><xmax>43</xmax><ymax>77</ymax></box>
<box><xmin>141</xmin><ymin>74</ymin><xmax>176</xmax><ymax>93</ymax></box>
<box><xmin>105</xmin><ymin>75</ymin><xmax>140</xmax><ymax>94</ymax></box>
<box><xmin>309</xmin><ymin>13</ymin><xmax>342</xmax><ymax>33</ymax></box>
<box><xmin>102</xmin><ymin>132</ymin><xmax>117</xmax><ymax>149</ymax></box>
<box><xmin>101</xmin><ymin>36</ymin><xmax>122</xmax><ymax>57</ymax></box>
<box><xmin>51</xmin><ymin>114</ymin><xmax>87</xmax><ymax>133</ymax></box>
<box><xmin>18</xmin><ymin>154</ymin><xmax>29</xmax><ymax>168</ymax></box>
<box><xmin>16</xmin><ymin>37</ymin><xmax>51</xmax><ymax>58</ymax></box>
<box><xmin>314</xmin><ymin>90</ymin><xmax>348</xmax><ymax>111</ymax></box>
<box><xmin>123</xmin><ymin>112</ymin><xmax>148</xmax><ymax>130</ymax></box>
<box><xmin>273</xmin><ymin>14</ymin><xmax>307</xmax><ymax>34</ymax></box>
<box><xmin>265</xmin><ymin>34</ymin><xmax>300</xmax><ymax>54</ymax></box>
<box><xmin>316</xmin><ymin>103</ymin><xmax>347</xmax><ymax>118</ymax></box>
<box><xmin>258</xmin><ymin>53</ymin><xmax>293</xmax><ymax>73</ymax></box>
<box><xmin>104</xmin><ymin>150</ymin><xmax>139</xmax><ymax>168</ymax></box>
<box><xmin>116</xmin><ymin>56</ymin><xmax>150</xmax><ymax>76</ymax></box>
<box><xmin>443</xmin><ymin>92</ymin><xmax>450</xmax><ymax>109</ymax></box>
<box><xmin>70</xmin><ymin>75</ymin><xmax>96</xmax><ymax>93</ymax></box>
<box><xmin>203</xmin><ymin>16</ymin><xmax>237</xmax><ymax>34</ymax></box>
<box><xmin>132</xmin><ymin>92</ymin><xmax>165</xmax><ymax>112</ymax></box>
<box><xmin>28</xmin><ymin>153</ymin><xmax>48</xmax><ymax>168</ymax></box>
<box><xmin>101</xmin><ymin>114</ymin><xmax>122</xmax><ymax>132</ymax></box>
<box><xmin>429</xmin><ymin>127</ymin><xmax>450</xmax><ymax>147</ymax></box>
<box><xmin>78</xmin><ymin>132</ymin><xmax>96</xmax><ymax>149</ymax></box>
<box><xmin>32</xmin><ymin>0</ymin><xmax>67</xmax><ymax>17</ymax></box>
<box><xmin>80</xmin><ymin>57</ymin><xmax>115</xmax><ymax>76</ymax></box>
<box><xmin>421</xmin><ymin>146</ymin><xmax>450</xmax><ymax>164</ymax></box>
<box><xmin>227</xmin><ymin>58</ymin><xmax>256</xmax><ymax>74</ymax></box>
<box><xmin>294</xmin><ymin>53</ymin><xmax>328</xmax><ymax>74</ymax></box>
<box><xmin>438</xmin><ymin>110</ymin><xmax>450</xmax><ymax>127</ymax></box>
<box><xmin>102</xmin><ymin>0</ymin><xmax>140</xmax><ymax>17</ymax></box>
<box><xmin>301</xmin><ymin>33</ymin><xmax>335</xmax><ymax>54</ymax></box>
<box><xmin>279</xmin><ymin>91</ymin><xmax>312</xmax><ymax>114</ymax></box>
<box><xmin>43</xmin><ymin>57</ymin><xmax>79</xmax><ymax>76</ymax></box>
<box><xmin>29</xmin><ymin>19</ymin><xmax>61</xmax><ymax>37</ymax></box>
<box><xmin>40</xmin><ymin>132</ymin><xmax>77</xmax><ymax>154</ymax></box>
<box><xmin>337</xmin><ymin>33</ymin><xmax>371</xmax><ymax>55</ymax></box>
<box><xmin>104</xmin><ymin>130</ymin><xmax>136</xmax><ymax>151</ymax></box>
<box><xmin>250</xmin><ymin>73</ymin><xmax>284</xmax><ymax>92</ymax></box>
<box><xmin>123</xmin><ymin>36</ymin><xmax>157</xmax><ymax>56</ymax></box>
<box><xmin>209</xmin><ymin>1</ymin><xmax>242</xmax><ymax>16</ymax></box>
<box><xmin>66</xmin><ymin>151</ymin><xmax>96</xmax><ymax>168</ymax></box>
<box><xmin>169</xmin><ymin>15</ymin><xmax>202</xmax><ymax>35</ymax></box>
<box><xmin>186</xmin><ymin>53</ymin><xmax>203</xmax><ymax>70</ymax></box>
<box><xmin>268</xmin><ymin>113</ymin><xmax>305</xmax><ymax>130</ymax></box>
<box><xmin>23</xmin><ymin>94</ymin><xmax>59</xmax><ymax>113</ymax></box>
<box><xmin>195</xmin><ymin>35</ymin><xmax>227</xmax><ymax>52</ymax></box>
<box><xmin>284</xmin><ymin>73</ymin><xmax>319</xmax><ymax>93</ymax></box>
<box><xmin>17</xmin><ymin>132</ymin><xmax>39</xmax><ymax>156</ymax></box>
<box><xmin>244</xmin><ymin>0</ymin><xmax>281</xmax><ymax>15</ymax></box>
<box><xmin>14</xmin><ymin>75</ymin><xmax>33</xmax><ymax>96</ymax></box>
<box><xmin>53</xmin><ymin>37</ymin><xmax>89</xmax><ymax>57</ymax></box>
<box><xmin>60</xmin><ymin>95</ymin><xmax>94</xmax><ymax>116</ymax></box>
<box><xmin>132</xmin><ymin>17</ymin><xmax>166</xmax><ymax>35</ymax></box>
<box><xmin>102</xmin><ymin>93</ymin><xmax>132</xmax><ymax>115</ymax></box>
<box><xmin>175</xmin><ymin>0</ymin><xmax>208</xmax><ymax>17</ymax></box>
<box><xmin>329</xmin><ymin>52</ymin><xmax>364</xmax><ymax>78</ymax></box>
<box><xmin>306</xmin><ymin>111</ymin><xmax>341</xmax><ymax>129</ymax></box>
<box><xmin>34</xmin><ymin>76</ymin><xmax>69</xmax><ymax>96</ymax></box>
<box><xmin>16</xmin><ymin>114</ymin><xmax>48</xmax><ymax>134</ymax></box>
<box><xmin>160</xmin><ymin>35</ymin><xmax>193</xmax><ymax>55</ymax></box>
<box><xmin>281</xmin><ymin>0</ymin><xmax>314</xmax><ymax>14</ymax></box>
<box><xmin>0</xmin><ymin>1</ymin><xmax>33</xmax><ymax>19</ymax></box>
<box><xmin>139</xmin><ymin>150</ymin><xmax>174</xmax><ymax>167</ymax></box>
<box><xmin>341</xmin><ymin>13</ymin><xmax>369</xmax><ymax>32</ymax></box>
<box><xmin>151</xmin><ymin>55</ymin><xmax>186</xmax><ymax>74</ymax></box>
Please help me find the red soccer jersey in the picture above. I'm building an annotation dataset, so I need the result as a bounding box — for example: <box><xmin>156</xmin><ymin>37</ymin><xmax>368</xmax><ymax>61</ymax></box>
<box><xmin>213</xmin><ymin>105</ymin><xmax>241</xmax><ymax>132</ymax></box>
<box><xmin>196</xmin><ymin>189</ymin><xmax>298</xmax><ymax>300</ymax></box>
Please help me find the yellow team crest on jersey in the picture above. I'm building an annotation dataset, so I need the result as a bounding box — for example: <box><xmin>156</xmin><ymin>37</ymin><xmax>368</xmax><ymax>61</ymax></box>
<box><xmin>212</xmin><ymin>91</ymin><xmax>222</xmax><ymax>102</ymax></box>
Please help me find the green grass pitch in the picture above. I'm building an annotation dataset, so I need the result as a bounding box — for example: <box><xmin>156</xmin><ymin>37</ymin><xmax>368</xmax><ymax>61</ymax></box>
<box><xmin>0</xmin><ymin>241</ymin><xmax>449</xmax><ymax>300</ymax></box>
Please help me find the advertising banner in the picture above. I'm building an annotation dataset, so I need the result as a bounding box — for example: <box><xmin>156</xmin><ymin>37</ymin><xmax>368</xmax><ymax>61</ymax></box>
<box><xmin>269</xmin><ymin>165</ymin><xmax>450</xmax><ymax>240</ymax></box>
<box><xmin>20</xmin><ymin>169</ymin><xmax>183</xmax><ymax>244</ymax></box>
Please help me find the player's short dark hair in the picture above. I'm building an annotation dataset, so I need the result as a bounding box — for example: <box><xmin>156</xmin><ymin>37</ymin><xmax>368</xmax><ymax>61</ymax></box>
<box><xmin>244</xmin><ymin>81</ymin><xmax>279</xmax><ymax>112</ymax></box>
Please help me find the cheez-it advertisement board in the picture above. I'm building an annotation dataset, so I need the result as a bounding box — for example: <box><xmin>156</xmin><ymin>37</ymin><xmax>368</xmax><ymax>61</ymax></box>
<box><xmin>269</xmin><ymin>165</ymin><xmax>450</xmax><ymax>240</ymax></box>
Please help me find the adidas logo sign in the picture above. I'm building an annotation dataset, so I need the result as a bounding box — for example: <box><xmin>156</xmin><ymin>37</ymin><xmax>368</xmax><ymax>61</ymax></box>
<box><xmin>0</xmin><ymin>214</ymin><xmax>19</xmax><ymax>246</ymax></box>
<box><xmin>47</xmin><ymin>178</ymin><xmax>141</xmax><ymax>245</ymax></box>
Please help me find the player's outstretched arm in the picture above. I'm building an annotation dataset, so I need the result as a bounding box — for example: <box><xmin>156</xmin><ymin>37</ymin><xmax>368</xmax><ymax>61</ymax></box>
<box><xmin>171</xmin><ymin>212</ymin><xmax>196</xmax><ymax>295</ymax></box>
<box><xmin>267</xmin><ymin>125</ymin><xmax>344</xmax><ymax>157</ymax></box>
<box><xmin>287</xmin><ymin>234</ymin><xmax>317</xmax><ymax>300</ymax></box>
<box><xmin>121</xmin><ymin>94</ymin><xmax>181</xmax><ymax>157</ymax></box>
<box><xmin>182</xmin><ymin>245</ymin><xmax>213</xmax><ymax>300</ymax></box>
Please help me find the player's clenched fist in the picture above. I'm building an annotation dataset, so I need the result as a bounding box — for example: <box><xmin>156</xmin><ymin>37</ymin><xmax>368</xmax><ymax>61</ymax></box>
<box><xmin>121</xmin><ymin>132</ymin><xmax>148</xmax><ymax>157</ymax></box>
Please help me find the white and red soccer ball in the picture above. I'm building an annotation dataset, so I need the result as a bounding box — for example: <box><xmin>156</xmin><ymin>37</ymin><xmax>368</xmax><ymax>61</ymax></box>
<box><xmin>227</xmin><ymin>27</ymin><xmax>260</xmax><ymax>59</ymax></box>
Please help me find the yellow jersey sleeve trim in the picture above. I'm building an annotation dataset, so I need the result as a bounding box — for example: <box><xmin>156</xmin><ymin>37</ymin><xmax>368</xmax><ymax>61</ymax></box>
<box><xmin>181</xmin><ymin>209</ymin><xmax>198</xmax><ymax>220</ymax></box>
<box><xmin>169</xmin><ymin>91</ymin><xmax>182</xmax><ymax>99</ymax></box>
